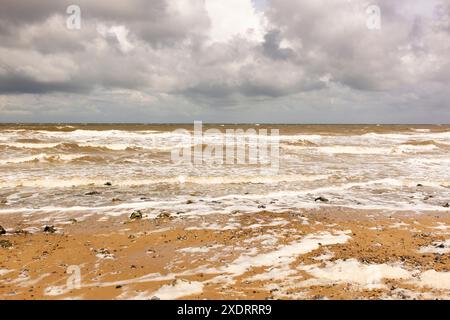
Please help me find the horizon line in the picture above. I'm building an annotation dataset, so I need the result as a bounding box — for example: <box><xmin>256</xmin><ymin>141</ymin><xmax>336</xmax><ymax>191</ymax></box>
<box><xmin>0</xmin><ymin>122</ymin><xmax>449</xmax><ymax>126</ymax></box>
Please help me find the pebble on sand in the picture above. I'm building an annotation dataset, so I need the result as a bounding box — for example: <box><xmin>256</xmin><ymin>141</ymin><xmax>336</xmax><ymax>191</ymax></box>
<box><xmin>156</xmin><ymin>211</ymin><xmax>171</xmax><ymax>219</ymax></box>
<box><xmin>85</xmin><ymin>191</ymin><xmax>101</xmax><ymax>196</ymax></box>
<box><xmin>14</xmin><ymin>229</ymin><xmax>29</xmax><ymax>235</ymax></box>
<box><xmin>0</xmin><ymin>239</ymin><xmax>12</xmax><ymax>248</ymax></box>
<box><xmin>43</xmin><ymin>225</ymin><xmax>56</xmax><ymax>233</ymax></box>
<box><xmin>130</xmin><ymin>210</ymin><xmax>143</xmax><ymax>220</ymax></box>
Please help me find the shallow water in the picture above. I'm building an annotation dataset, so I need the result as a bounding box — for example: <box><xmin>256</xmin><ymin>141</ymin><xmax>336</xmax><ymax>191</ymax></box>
<box><xmin>0</xmin><ymin>124</ymin><xmax>449</xmax><ymax>218</ymax></box>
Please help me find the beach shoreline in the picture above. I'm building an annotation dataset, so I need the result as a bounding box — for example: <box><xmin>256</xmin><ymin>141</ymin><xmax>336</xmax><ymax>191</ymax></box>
<box><xmin>1</xmin><ymin>124</ymin><xmax>450</xmax><ymax>299</ymax></box>
<box><xmin>2</xmin><ymin>208</ymin><xmax>450</xmax><ymax>300</ymax></box>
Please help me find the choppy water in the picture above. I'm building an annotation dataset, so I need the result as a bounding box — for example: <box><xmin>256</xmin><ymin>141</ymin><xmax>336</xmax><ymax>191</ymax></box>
<box><xmin>0</xmin><ymin>124</ymin><xmax>449</xmax><ymax>218</ymax></box>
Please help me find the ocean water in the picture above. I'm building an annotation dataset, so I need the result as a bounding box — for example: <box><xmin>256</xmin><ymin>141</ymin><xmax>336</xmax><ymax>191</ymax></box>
<box><xmin>0</xmin><ymin>124</ymin><xmax>449</xmax><ymax>218</ymax></box>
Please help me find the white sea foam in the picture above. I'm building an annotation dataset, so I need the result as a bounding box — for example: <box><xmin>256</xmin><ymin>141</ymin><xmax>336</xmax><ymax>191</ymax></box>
<box><xmin>178</xmin><ymin>244</ymin><xmax>224</xmax><ymax>254</ymax></box>
<box><xmin>316</xmin><ymin>146</ymin><xmax>391</xmax><ymax>155</ymax></box>
<box><xmin>212</xmin><ymin>230</ymin><xmax>352</xmax><ymax>283</ymax></box>
<box><xmin>411</xmin><ymin>270</ymin><xmax>450</xmax><ymax>290</ymax></box>
<box><xmin>2</xmin><ymin>127</ymin><xmax>450</xmax><ymax>216</ymax></box>
<box><xmin>418</xmin><ymin>239</ymin><xmax>450</xmax><ymax>254</ymax></box>
<box><xmin>1</xmin><ymin>175</ymin><xmax>449</xmax><ymax>217</ymax></box>
<box><xmin>0</xmin><ymin>142</ymin><xmax>61</xmax><ymax>149</ymax></box>
<box><xmin>298</xmin><ymin>259</ymin><xmax>412</xmax><ymax>290</ymax></box>
<box><xmin>136</xmin><ymin>280</ymin><xmax>204</xmax><ymax>300</ymax></box>
<box><xmin>0</xmin><ymin>174</ymin><xmax>328</xmax><ymax>188</ymax></box>
<box><xmin>0</xmin><ymin>269</ymin><xmax>14</xmax><ymax>276</ymax></box>
<box><xmin>0</xmin><ymin>153</ymin><xmax>87</xmax><ymax>165</ymax></box>
<box><xmin>410</xmin><ymin>128</ymin><xmax>432</xmax><ymax>133</ymax></box>
<box><xmin>40</xmin><ymin>230</ymin><xmax>351</xmax><ymax>297</ymax></box>
<box><xmin>246</xmin><ymin>266</ymin><xmax>298</xmax><ymax>282</ymax></box>
<box><xmin>285</xmin><ymin>144</ymin><xmax>439</xmax><ymax>155</ymax></box>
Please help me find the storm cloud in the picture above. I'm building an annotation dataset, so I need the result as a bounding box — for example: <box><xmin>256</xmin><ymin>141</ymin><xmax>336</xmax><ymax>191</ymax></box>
<box><xmin>0</xmin><ymin>0</ymin><xmax>449</xmax><ymax>123</ymax></box>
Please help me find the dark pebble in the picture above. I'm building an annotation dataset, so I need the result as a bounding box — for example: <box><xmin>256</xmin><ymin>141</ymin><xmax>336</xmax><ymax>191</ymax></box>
<box><xmin>0</xmin><ymin>239</ymin><xmax>12</xmax><ymax>248</ymax></box>
<box><xmin>314</xmin><ymin>196</ymin><xmax>329</xmax><ymax>202</ymax></box>
<box><xmin>43</xmin><ymin>225</ymin><xmax>56</xmax><ymax>233</ymax></box>
<box><xmin>130</xmin><ymin>210</ymin><xmax>143</xmax><ymax>220</ymax></box>
<box><xmin>85</xmin><ymin>191</ymin><xmax>101</xmax><ymax>196</ymax></box>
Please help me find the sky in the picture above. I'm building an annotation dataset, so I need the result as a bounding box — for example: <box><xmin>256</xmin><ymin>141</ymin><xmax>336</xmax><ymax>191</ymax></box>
<box><xmin>0</xmin><ymin>0</ymin><xmax>449</xmax><ymax>123</ymax></box>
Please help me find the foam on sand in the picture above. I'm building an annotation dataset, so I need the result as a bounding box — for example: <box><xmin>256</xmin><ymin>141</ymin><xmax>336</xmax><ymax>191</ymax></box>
<box><xmin>413</xmin><ymin>270</ymin><xmax>450</xmax><ymax>290</ymax></box>
<box><xmin>418</xmin><ymin>239</ymin><xmax>450</xmax><ymax>254</ymax></box>
<box><xmin>41</xmin><ymin>230</ymin><xmax>351</xmax><ymax>298</ymax></box>
<box><xmin>178</xmin><ymin>244</ymin><xmax>223</xmax><ymax>254</ymax></box>
<box><xmin>213</xmin><ymin>230</ymin><xmax>352</xmax><ymax>283</ymax></box>
<box><xmin>298</xmin><ymin>259</ymin><xmax>413</xmax><ymax>290</ymax></box>
<box><xmin>246</xmin><ymin>266</ymin><xmax>298</xmax><ymax>282</ymax></box>
<box><xmin>0</xmin><ymin>269</ymin><xmax>14</xmax><ymax>276</ymax></box>
<box><xmin>148</xmin><ymin>279</ymin><xmax>204</xmax><ymax>300</ymax></box>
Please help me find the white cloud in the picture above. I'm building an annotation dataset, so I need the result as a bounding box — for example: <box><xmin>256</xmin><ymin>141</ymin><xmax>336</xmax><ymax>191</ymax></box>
<box><xmin>0</xmin><ymin>0</ymin><xmax>449</xmax><ymax>123</ymax></box>
<box><xmin>97</xmin><ymin>24</ymin><xmax>134</xmax><ymax>53</ymax></box>
<box><xmin>205</xmin><ymin>0</ymin><xmax>267</xmax><ymax>43</ymax></box>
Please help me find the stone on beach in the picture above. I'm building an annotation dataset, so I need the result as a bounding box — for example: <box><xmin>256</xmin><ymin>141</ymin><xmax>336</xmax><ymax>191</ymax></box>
<box><xmin>156</xmin><ymin>211</ymin><xmax>171</xmax><ymax>219</ymax></box>
<box><xmin>43</xmin><ymin>225</ymin><xmax>56</xmax><ymax>233</ymax></box>
<box><xmin>85</xmin><ymin>191</ymin><xmax>101</xmax><ymax>196</ymax></box>
<box><xmin>0</xmin><ymin>239</ymin><xmax>12</xmax><ymax>248</ymax></box>
<box><xmin>0</xmin><ymin>225</ymin><xmax>6</xmax><ymax>235</ymax></box>
<box><xmin>14</xmin><ymin>229</ymin><xmax>29</xmax><ymax>235</ymax></box>
<box><xmin>130</xmin><ymin>210</ymin><xmax>143</xmax><ymax>220</ymax></box>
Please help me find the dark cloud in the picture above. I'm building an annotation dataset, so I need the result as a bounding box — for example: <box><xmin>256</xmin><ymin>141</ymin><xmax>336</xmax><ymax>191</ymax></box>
<box><xmin>261</xmin><ymin>29</ymin><xmax>294</xmax><ymax>60</ymax></box>
<box><xmin>0</xmin><ymin>73</ymin><xmax>88</xmax><ymax>94</ymax></box>
<box><xmin>0</xmin><ymin>0</ymin><xmax>449</xmax><ymax>122</ymax></box>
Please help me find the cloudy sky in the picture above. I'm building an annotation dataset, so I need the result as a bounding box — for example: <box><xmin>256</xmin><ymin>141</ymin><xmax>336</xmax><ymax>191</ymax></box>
<box><xmin>0</xmin><ymin>0</ymin><xmax>449</xmax><ymax>123</ymax></box>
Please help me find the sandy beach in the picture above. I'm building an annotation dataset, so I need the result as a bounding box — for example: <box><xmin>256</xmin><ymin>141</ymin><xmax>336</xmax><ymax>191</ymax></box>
<box><xmin>1</xmin><ymin>124</ymin><xmax>450</xmax><ymax>299</ymax></box>
<box><xmin>2</xmin><ymin>208</ymin><xmax>450</xmax><ymax>300</ymax></box>
<box><xmin>2</xmin><ymin>0</ymin><xmax>450</xmax><ymax>303</ymax></box>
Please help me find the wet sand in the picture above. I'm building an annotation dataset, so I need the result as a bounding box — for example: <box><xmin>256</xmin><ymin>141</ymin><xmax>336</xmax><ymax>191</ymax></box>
<box><xmin>1</xmin><ymin>124</ymin><xmax>450</xmax><ymax>299</ymax></box>
<box><xmin>2</xmin><ymin>208</ymin><xmax>450</xmax><ymax>300</ymax></box>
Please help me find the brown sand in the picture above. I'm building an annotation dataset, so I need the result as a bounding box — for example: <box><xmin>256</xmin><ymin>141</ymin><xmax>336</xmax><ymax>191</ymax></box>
<box><xmin>2</xmin><ymin>208</ymin><xmax>450</xmax><ymax>300</ymax></box>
